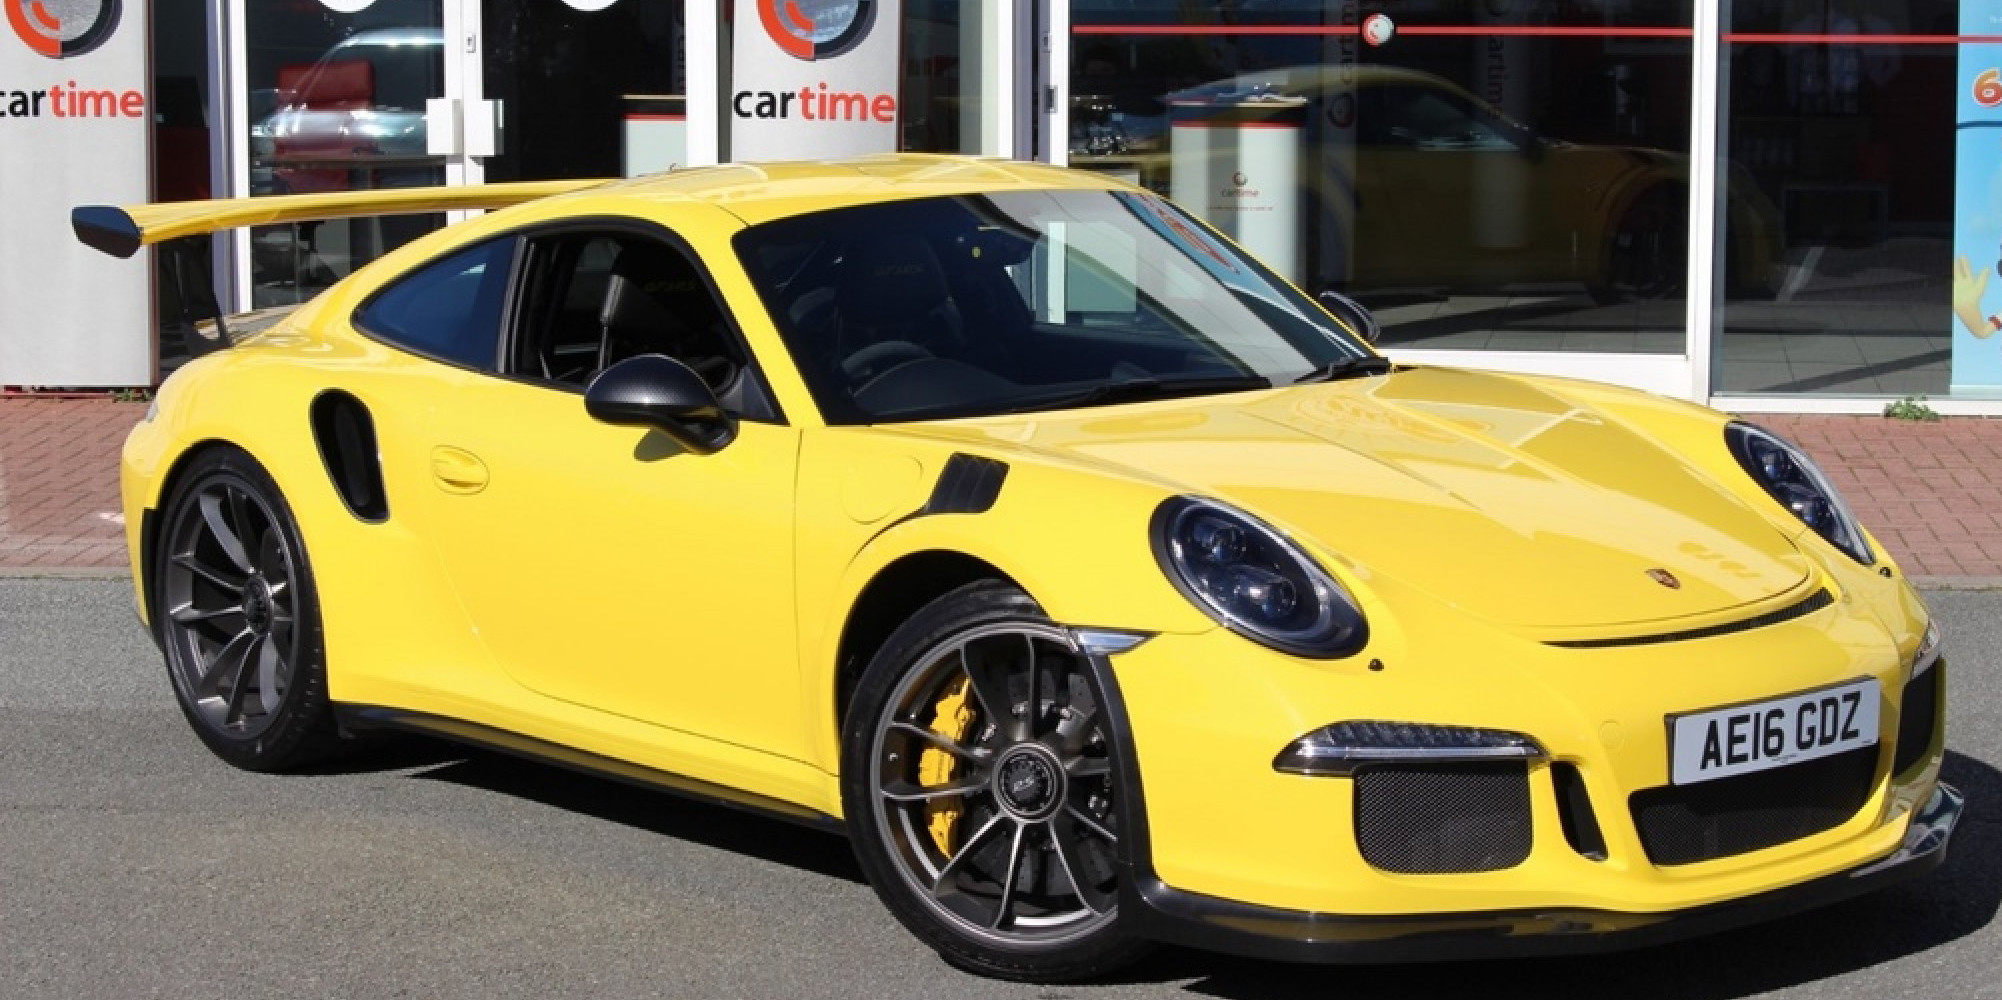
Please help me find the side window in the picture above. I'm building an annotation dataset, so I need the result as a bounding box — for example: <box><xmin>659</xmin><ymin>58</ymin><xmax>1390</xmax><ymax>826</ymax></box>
<box><xmin>510</xmin><ymin>231</ymin><xmax>771</xmax><ymax>418</ymax></box>
<box><xmin>353</xmin><ymin>238</ymin><xmax>516</xmax><ymax>369</ymax></box>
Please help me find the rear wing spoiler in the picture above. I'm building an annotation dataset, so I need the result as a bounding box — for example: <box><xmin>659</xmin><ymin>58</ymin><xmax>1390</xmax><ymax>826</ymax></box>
<box><xmin>71</xmin><ymin>179</ymin><xmax>607</xmax><ymax>259</ymax></box>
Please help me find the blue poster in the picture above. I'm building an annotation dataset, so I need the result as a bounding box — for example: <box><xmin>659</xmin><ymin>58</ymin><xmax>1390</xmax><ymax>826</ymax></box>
<box><xmin>1954</xmin><ymin>16</ymin><xmax>2002</xmax><ymax>395</ymax></box>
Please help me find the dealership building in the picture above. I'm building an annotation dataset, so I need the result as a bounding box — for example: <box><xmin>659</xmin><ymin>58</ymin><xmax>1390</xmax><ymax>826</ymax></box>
<box><xmin>4</xmin><ymin>0</ymin><xmax>2001</xmax><ymax>414</ymax></box>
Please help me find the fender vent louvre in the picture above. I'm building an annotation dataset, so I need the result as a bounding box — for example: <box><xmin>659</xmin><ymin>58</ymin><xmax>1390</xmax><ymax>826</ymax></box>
<box><xmin>922</xmin><ymin>454</ymin><xmax>1008</xmax><ymax>516</ymax></box>
<box><xmin>310</xmin><ymin>390</ymin><xmax>389</xmax><ymax>523</ymax></box>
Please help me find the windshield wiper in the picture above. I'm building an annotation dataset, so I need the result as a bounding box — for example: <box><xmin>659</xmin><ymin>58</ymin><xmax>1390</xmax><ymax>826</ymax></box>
<box><xmin>1007</xmin><ymin>375</ymin><xmax>1273</xmax><ymax>414</ymax></box>
<box><xmin>1292</xmin><ymin>356</ymin><xmax>1394</xmax><ymax>384</ymax></box>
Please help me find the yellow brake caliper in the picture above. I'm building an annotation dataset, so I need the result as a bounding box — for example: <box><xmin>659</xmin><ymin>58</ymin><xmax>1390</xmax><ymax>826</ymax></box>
<box><xmin>921</xmin><ymin>675</ymin><xmax>977</xmax><ymax>856</ymax></box>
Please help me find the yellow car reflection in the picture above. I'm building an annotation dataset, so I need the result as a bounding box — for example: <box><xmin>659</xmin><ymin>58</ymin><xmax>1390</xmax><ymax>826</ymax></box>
<box><xmin>1077</xmin><ymin>65</ymin><xmax>1780</xmax><ymax>303</ymax></box>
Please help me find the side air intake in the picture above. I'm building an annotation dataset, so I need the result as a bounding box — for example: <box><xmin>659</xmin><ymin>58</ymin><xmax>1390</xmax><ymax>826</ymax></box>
<box><xmin>310</xmin><ymin>390</ymin><xmax>388</xmax><ymax>523</ymax></box>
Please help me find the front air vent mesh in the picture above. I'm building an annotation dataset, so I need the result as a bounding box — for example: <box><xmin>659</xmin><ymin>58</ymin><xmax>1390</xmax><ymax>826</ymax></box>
<box><xmin>1353</xmin><ymin>762</ymin><xmax>1533</xmax><ymax>874</ymax></box>
<box><xmin>1629</xmin><ymin>746</ymin><xmax>1876</xmax><ymax>866</ymax></box>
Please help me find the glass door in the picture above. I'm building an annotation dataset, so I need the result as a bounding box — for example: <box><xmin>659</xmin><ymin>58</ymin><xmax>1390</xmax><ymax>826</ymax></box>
<box><xmin>243</xmin><ymin>0</ymin><xmax>457</xmax><ymax>307</ymax></box>
<box><xmin>479</xmin><ymin>0</ymin><xmax>687</xmax><ymax>183</ymax></box>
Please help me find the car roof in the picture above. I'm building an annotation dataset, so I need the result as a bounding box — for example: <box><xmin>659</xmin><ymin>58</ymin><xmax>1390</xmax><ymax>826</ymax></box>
<box><xmin>572</xmin><ymin>154</ymin><xmax>1135</xmax><ymax>227</ymax></box>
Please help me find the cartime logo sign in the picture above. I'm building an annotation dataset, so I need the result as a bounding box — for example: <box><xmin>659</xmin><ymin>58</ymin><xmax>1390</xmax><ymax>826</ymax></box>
<box><xmin>6</xmin><ymin>0</ymin><xmax>120</xmax><ymax>59</ymax></box>
<box><xmin>0</xmin><ymin>0</ymin><xmax>152</xmax><ymax>388</ymax></box>
<box><xmin>758</xmin><ymin>0</ymin><xmax>875</xmax><ymax>61</ymax></box>
<box><xmin>731</xmin><ymin>0</ymin><xmax>898</xmax><ymax>159</ymax></box>
<box><xmin>3</xmin><ymin>0</ymin><xmax>142</xmax><ymax>119</ymax></box>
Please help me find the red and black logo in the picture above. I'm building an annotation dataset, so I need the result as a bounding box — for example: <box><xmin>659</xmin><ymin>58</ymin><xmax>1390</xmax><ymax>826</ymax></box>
<box><xmin>6</xmin><ymin>0</ymin><xmax>121</xmax><ymax>59</ymax></box>
<box><xmin>757</xmin><ymin>0</ymin><xmax>875</xmax><ymax>62</ymax></box>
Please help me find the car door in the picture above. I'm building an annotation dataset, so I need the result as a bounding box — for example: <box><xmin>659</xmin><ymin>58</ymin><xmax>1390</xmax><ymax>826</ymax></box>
<box><xmin>400</xmin><ymin>223</ymin><xmax>809</xmax><ymax>761</ymax></box>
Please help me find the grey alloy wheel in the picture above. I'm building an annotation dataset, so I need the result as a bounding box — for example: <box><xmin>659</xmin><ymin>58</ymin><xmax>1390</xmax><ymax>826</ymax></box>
<box><xmin>156</xmin><ymin>447</ymin><xmax>341</xmax><ymax>770</ymax></box>
<box><xmin>867</xmin><ymin>617</ymin><xmax>1126</xmax><ymax>953</ymax></box>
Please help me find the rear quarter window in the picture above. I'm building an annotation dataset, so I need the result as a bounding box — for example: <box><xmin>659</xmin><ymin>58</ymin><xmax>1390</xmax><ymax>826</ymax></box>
<box><xmin>353</xmin><ymin>238</ymin><xmax>517</xmax><ymax>370</ymax></box>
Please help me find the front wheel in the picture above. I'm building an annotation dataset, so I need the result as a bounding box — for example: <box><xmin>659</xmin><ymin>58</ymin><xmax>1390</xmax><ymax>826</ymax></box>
<box><xmin>1590</xmin><ymin>185</ymin><xmax>1688</xmax><ymax>305</ymax></box>
<box><xmin>840</xmin><ymin>581</ymin><xmax>1151</xmax><ymax>981</ymax></box>
<box><xmin>155</xmin><ymin>446</ymin><xmax>344</xmax><ymax>771</ymax></box>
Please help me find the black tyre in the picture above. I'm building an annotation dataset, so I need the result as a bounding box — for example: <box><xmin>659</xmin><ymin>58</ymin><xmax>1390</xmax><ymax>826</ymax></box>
<box><xmin>840</xmin><ymin>580</ymin><xmax>1152</xmax><ymax>981</ymax></box>
<box><xmin>154</xmin><ymin>446</ymin><xmax>344</xmax><ymax>771</ymax></box>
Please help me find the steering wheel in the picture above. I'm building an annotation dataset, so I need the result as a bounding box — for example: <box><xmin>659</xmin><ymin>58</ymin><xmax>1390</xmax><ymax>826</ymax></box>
<box><xmin>842</xmin><ymin>340</ymin><xmax>934</xmax><ymax>384</ymax></box>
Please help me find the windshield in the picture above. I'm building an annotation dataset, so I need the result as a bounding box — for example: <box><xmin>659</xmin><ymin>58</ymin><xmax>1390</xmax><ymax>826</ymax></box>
<box><xmin>734</xmin><ymin>189</ymin><xmax>1375</xmax><ymax>425</ymax></box>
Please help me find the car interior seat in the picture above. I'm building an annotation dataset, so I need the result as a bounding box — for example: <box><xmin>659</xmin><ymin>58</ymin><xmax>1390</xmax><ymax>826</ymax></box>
<box><xmin>598</xmin><ymin>241</ymin><xmax>744</xmax><ymax>405</ymax></box>
<box><xmin>833</xmin><ymin>234</ymin><xmax>966</xmax><ymax>384</ymax></box>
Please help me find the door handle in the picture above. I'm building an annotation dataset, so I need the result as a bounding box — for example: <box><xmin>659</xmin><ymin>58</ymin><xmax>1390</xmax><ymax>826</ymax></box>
<box><xmin>430</xmin><ymin>446</ymin><xmax>490</xmax><ymax>494</ymax></box>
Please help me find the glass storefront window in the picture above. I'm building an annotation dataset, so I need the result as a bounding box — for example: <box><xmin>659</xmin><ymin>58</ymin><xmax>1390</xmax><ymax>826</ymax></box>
<box><xmin>153</xmin><ymin>0</ymin><xmax>213</xmax><ymax>376</ymax></box>
<box><xmin>901</xmin><ymin>0</ymin><xmax>978</xmax><ymax>152</ymax></box>
<box><xmin>246</xmin><ymin>0</ymin><xmax>448</xmax><ymax>308</ymax></box>
<box><xmin>483</xmin><ymin>1</ymin><xmax>686</xmax><ymax>182</ymax></box>
<box><xmin>1071</xmin><ymin>0</ymin><xmax>1702</xmax><ymax>354</ymax></box>
<box><xmin>1714</xmin><ymin>0</ymin><xmax>1957</xmax><ymax>397</ymax></box>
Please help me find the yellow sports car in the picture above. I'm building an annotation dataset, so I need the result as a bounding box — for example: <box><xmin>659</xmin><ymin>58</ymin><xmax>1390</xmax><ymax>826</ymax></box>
<box><xmin>74</xmin><ymin>156</ymin><xmax>1957</xmax><ymax>982</ymax></box>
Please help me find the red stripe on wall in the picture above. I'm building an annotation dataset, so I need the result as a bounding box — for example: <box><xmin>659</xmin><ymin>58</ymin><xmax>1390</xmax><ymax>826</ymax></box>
<box><xmin>1071</xmin><ymin>23</ymin><xmax>1692</xmax><ymax>38</ymax></box>
<box><xmin>1723</xmin><ymin>32</ymin><xmax>2002</xmax><ymax>44</ymax></box>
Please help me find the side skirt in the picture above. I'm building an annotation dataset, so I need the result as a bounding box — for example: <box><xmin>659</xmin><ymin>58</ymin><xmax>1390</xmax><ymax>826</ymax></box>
<box><xmin>335</xmin><ymin>705</ymin><xmax>846</xmax><ymax>836</ymax></box>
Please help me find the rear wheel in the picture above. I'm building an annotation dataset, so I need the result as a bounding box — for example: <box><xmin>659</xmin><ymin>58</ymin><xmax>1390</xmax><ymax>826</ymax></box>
<box><xmin>841</xmin><ymin>581</ymin><xmax>1151</xmax><ymax>981</ymax></box>
<box><xmin>155</xmin><ymin>446</ymin><xmax>343</xmax><ymax>771</ymax></box>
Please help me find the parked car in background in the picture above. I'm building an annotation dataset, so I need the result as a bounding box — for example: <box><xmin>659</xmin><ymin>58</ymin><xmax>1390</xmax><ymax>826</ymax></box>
<box><xmin>1077</xmin><ymin>65</ymin><xmax>1781</xmax><ymax>303</ymax></box>
<box><xmin>248</xmin><ymin>27</ymin><xmax>442</xmax><ymax>197</ymax></box>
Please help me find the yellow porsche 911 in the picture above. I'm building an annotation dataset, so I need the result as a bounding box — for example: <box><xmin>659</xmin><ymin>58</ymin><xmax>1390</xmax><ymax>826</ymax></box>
<box><xmin>74</xmin><ymin>155</ymin><xmax>1958</xmax><ymax>982</ymax></box>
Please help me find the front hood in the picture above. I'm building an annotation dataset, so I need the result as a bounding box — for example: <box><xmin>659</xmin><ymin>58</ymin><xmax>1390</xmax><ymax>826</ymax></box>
<box><xmin>919</xmin><ymin>368</ymin><xmax>1813</xmax><ymax>630</ymax></box>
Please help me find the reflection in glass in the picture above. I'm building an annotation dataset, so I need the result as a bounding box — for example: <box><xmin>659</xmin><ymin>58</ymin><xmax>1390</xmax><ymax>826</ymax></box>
<box><xmin>246</xmin><ymin>0</ymin><xmax>447</xmax><ymax>308</ymax></box>
<box><xmin>483</xmin><ymin>0</ymin><xmax>685</xmax><ymax>182</ymax></box>
<box><xmin>1070</xmin><ymin>1</ymin><xmax>1707</xmax><ymax>355</ymax></box>
<box><xmin>1715</xmin><ymin>27</ymin><xmax>1954</xmax><ymax>397</ymax></box>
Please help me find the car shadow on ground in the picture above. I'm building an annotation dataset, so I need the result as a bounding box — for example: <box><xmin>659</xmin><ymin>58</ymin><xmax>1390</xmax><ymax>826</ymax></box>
<box><xmin>367</xmin><ymin>738</ymin><xmax>868</xmax><ymax>885</ymax></box>
<box><xmin>1135</xmin><ymin>749</ymin><xmax>2000</xmax><ymax>999</ymax></box>
<box><xmin>310</xmin><ymin>735</ymin><xmax>1996</xmax><ymax>997</ymax></box>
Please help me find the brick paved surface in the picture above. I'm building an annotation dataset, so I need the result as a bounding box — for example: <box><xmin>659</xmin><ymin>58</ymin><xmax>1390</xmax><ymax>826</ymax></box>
<box><xmin>1760</xmin><ymin>414</ymin><xmax>2002</xmax><ymax>582</ymax></box>
<box><xmin>0</xmin><ymin>396</ymin><xmax>138</xmax><ymax>574</ymax></box>
<box><xmin>1</xmin><ymin>396</ymin><xmax>1998</xmax><ymax>580</ymax></box>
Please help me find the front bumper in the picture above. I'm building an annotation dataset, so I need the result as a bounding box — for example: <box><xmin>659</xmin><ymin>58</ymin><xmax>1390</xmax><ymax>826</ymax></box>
<box><xmin>1121</xmin><ymin>782</ymin><xmax>1961</xmax><ymax>963</ymax></box>
<box><xmin>1088</xmin><ymin>568</ymin><xmax>1950</xmax><ymax>958</ymax></box>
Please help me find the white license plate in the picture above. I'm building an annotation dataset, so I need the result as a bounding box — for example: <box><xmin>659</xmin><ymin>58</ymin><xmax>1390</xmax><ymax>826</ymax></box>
<box><xmin>1668</xmin><ymin>678</ymin><xmax>1881</xmax><ymax>786</ymax></box>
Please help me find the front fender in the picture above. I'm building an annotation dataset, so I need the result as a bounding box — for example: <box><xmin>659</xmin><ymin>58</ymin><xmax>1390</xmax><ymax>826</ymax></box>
<box><xmin>792</xmin><ymin>428</ymin><xmax>1221</xmax><ymax>770</ymax></box>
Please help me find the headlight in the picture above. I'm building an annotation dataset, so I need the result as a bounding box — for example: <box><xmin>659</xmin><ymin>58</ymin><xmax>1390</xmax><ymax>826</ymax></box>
<box><xmin>1150</xmin><ymin>496</ymin><xmax>1367</xmax><ymax>658</ymax></box>
<box><xmin>1274</xmin><ymin>721</ymin><xmax>1547</xmax><ymax>776</ymax></box>
<box><xmin>1725</xmin><ymin>422</ymin><xmax>1873</xmax><ymax>565</ymax></box>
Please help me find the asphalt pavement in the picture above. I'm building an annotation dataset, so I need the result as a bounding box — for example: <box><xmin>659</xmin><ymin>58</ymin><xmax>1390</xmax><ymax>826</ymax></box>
<box><xmin>1</xmin><ymin>578</ymin><xmax>1997</xmax><ymax>999</ymax></box>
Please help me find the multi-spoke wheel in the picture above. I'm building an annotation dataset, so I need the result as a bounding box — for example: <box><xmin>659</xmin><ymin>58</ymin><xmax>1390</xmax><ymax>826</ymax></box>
<box><xmin>842</xmin><ymin>581</ymin><xmax>1150</xmax><ymax>981</ymax></box>
<box><xmin>156</xmin><ymin>447</ymin><xmax>341</xmax><ymax>771</ymax></box>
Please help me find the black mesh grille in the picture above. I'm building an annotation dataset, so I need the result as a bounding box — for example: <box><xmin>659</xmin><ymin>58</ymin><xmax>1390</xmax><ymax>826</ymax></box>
<box><xmin>1354</xmin><ymin>762</ymin><xmax>1533</xmax><ymax>874</ymax></box>
<box><xmin>1893</xmin><ymin>664</ymin><xmax>1942</xmax><ymax>776</ymax></box>
<box><xmin>1629</xmin><ymin>746</ymin><xmax>1877</xmax><ymax>866</ymax></box>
